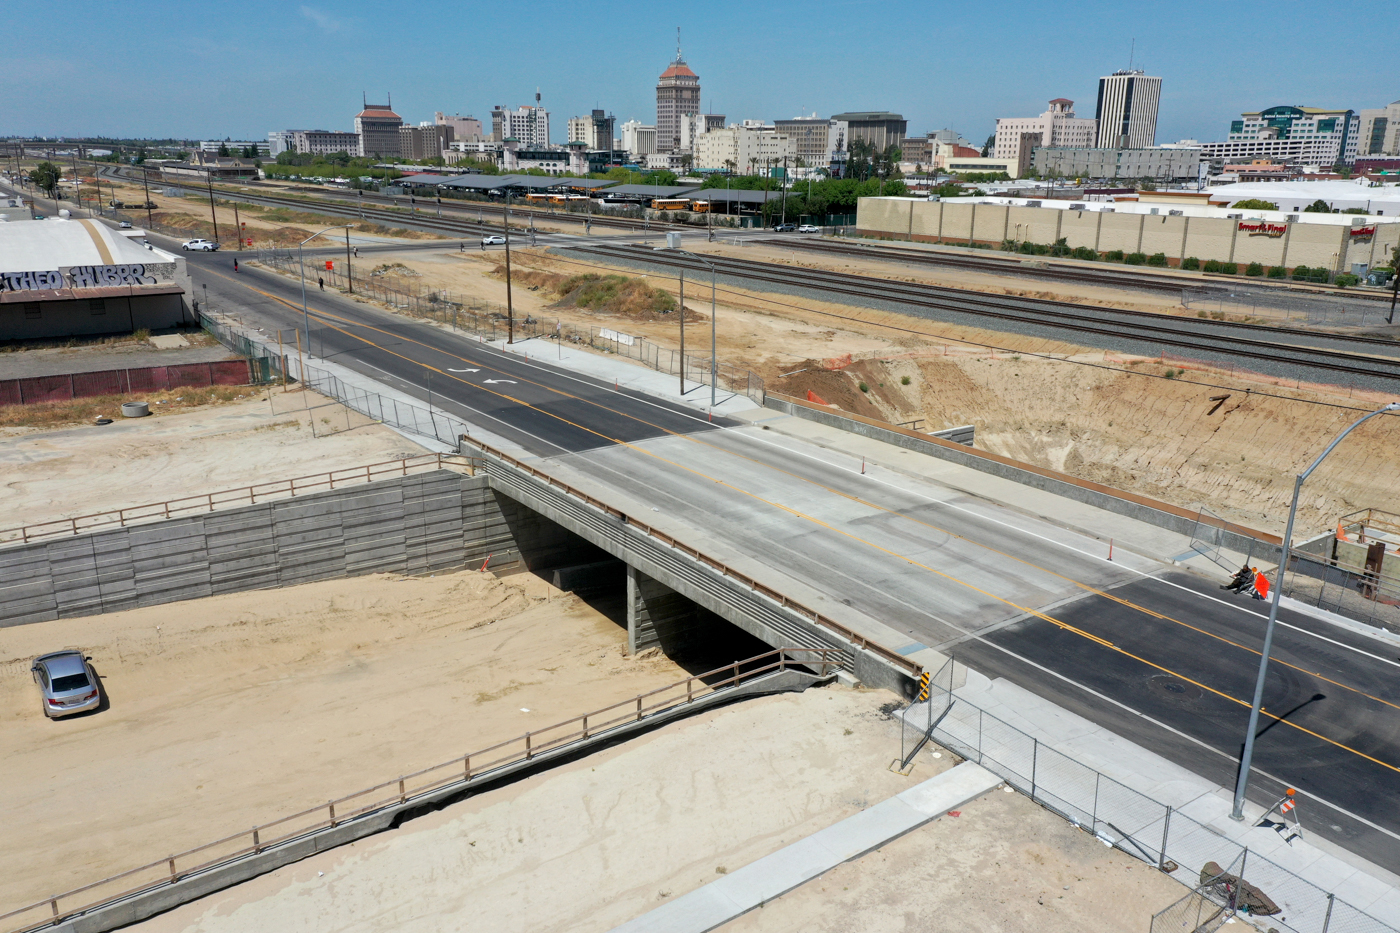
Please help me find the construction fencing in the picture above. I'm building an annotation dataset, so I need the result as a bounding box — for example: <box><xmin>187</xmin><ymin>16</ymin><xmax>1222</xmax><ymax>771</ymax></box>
<box><xmin>250</xmin><ymin>253</ymin><xmax>768</xmax><ymax>406</ymax></box>
<box><xmin>0</xmin><ymin>360</ymin><xmax>254</xmax><ymax>406</ymax></box>
<box><xmin>901</xmin><ymin>665</ymin><xmax>1396</xmax><ymax>933</ymax></box>
<box><xmin>1282</xmin><ymin>553</ymin><xmax>1400</xmax><ymax>634</ymax></box>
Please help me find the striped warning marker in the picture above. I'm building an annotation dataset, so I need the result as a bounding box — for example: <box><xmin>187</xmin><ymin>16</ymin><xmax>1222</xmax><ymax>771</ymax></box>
<box><xmin>915</xmin><ymin>671</ymin><xmax>931</xmax><ymax>703</ymax></box>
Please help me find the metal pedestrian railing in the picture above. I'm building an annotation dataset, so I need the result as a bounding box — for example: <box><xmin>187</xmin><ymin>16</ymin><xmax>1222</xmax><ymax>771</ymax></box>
<box><xmin>0</xmin><ymin>454</ymin><xmax>475</xmax><ymax>547</ymax></box>
<box><xmin>0</xmin><ymin>648</ymin><xmax>834</xmax><ymax>933</ymax></box>
<box><xmin>904</xmin><ymin>662</ymin><xmax>1397</xmax><ymax>933</ymax></box>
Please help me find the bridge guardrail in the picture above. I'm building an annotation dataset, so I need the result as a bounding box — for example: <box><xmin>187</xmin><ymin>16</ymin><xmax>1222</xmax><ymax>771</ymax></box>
<box><xmin>463</xmin><ymin>434</ymin><xmax>920</xmax><ymax>680</ymax></box>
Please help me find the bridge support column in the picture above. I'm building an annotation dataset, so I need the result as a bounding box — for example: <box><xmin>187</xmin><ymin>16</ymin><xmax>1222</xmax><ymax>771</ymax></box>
<box><xmin>627</xmin><ymin>564</ymin><xmax>703</xmax><ymax>655</ymax></box>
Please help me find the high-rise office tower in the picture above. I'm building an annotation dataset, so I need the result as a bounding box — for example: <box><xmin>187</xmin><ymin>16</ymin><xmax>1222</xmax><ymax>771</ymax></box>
<box><xmin>656</xmin><ymin>32</ymin><xmax>700</xmax><ymax>153</ymax></box>
<box><xmin>1095</xmin><ymin>70</ymin><xmax>1162</xmax><ymax>149</ymax></box>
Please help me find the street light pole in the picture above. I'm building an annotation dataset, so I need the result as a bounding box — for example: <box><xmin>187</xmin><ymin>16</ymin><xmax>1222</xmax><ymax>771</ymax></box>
<box><xmin>504</xmin><ymin>194</ymin><xmax>514</xmax><ymax>344</ymax></box>
<box><xmin>298</xmin><ymin>224</ymin><xmax>355</xmax><ymax>364</ymax></box>
<box><xmin>1229</xmin><ymin>401</ymin><xmax>1400</xmax><ymax>821</ymax></box>
<box><xmin>657</xmin><ymin>247</ymin><xmax>718</xmax><ymax>408</ymax></box>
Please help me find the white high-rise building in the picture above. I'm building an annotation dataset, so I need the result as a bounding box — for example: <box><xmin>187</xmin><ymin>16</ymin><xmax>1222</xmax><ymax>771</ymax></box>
<box><xmin>1359</xmin><ymin>100</ymin><xmax>1400</xmax><ymax>156</ymax></box>
<box><xmin>621</xmin><ymin>120</ymin><xmax>657</xmax><ymax>158</ymax></box>
<box><xmin>1094</xmin><ymin>70</ymin><xmax>1162</xmax><ymax>149</ymax></box>
<box><xmin>693</xmin><ymin>124</ymin><xmax>796</xmax><ymax>173</ymax></box>
<box><xmin>491</xmin><ymin>105</ymin><xmax>551</xmax><ymax>147</ymax></box>
<box><xmin>994</xmin><ymin>99</ymin><xmax>1097</xmax><ymax>170</ymax></box>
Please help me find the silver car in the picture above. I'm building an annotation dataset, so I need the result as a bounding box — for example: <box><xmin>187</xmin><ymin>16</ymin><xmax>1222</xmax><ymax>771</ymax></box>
<box><xmin>31</xmin><ymin>650</ymin><xmax>102</xmax><ymax>718</ymax></box>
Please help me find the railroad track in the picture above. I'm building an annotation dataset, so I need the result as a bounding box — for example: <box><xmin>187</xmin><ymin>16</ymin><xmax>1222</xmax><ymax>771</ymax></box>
<box><xmin>568</xmin><ymin>243</ymin><xmax>1400</xmax><ymax>385</ymax></box>
<box><xmin>100</xmin><ymin>164</ymin><xmax>661</xmax><ymax>234</ymax></box>
<box><xmin>785</xmin><ymin>236</ymin><xmax>1391</xmax><ymax>304</ymax></box>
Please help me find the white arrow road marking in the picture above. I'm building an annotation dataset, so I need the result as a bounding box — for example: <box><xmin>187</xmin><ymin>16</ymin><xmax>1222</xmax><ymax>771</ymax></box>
<box><xmin>447</xmin><ymin>368</ymin><xmax>479</xmax><ymax>373</ymax></box>
<box><xmin>482</xmin><ymin>379</ymin><xmax>517</xmax><ymax>384</ymax></box>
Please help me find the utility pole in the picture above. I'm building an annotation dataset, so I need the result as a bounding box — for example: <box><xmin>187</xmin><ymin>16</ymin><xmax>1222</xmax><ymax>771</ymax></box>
<box><xmin>504</xmin><ymin>195</ymin><xmax>514</xmax><ymax>344</ymax></box>
<box><xmin>780</xmin><ymin>155</ymin><xmax>789</xmax><ymax>225</ymax></box>
<box><xmin>1389</xmin><ymin>245</ymin><xmax>1399</xmax><ymax>325</ymax></box>
<box><xmin>141</xmin><ymin>167</ymin><xmax>154</xmax><ymax>229</ymax></box>
<box><xmin>232</xmin><ymin>200</ymin><xmax>242</xmax><ymax>250</ymax></box>
<box><xmin>678</xmin><ymin>270</ymin><xmax>685</xmax><ymax>393</ymax></box>
<box><xmin>205</xmin><ymin>173</ymin><xmax>220</xmax><ymax>245</ymax></box>
<box><xmin>345</xmin><ymin>226</ymin><xmax>354</xmax><ymax>294</ymax></box>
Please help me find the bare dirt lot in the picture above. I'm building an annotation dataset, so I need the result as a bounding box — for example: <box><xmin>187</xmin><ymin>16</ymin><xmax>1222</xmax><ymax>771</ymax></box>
<box><xmin>123</xmin><ymin>687</ymin><xmax>1185</xmax><ymax>933</ymax></box>
<box><xmin>0</xmin><ymin>569</ymin><xmax>693</xmax><ymax>916</ymax></box>
<box><xmin>288</xmin><ymin>242</ymin><xmax>1400</xmax><ymax>536</ymax></box>
<box><xmin>0</xmin><ymin>387</ymin><xmax>425</xmax><ymax>532</ymax></box>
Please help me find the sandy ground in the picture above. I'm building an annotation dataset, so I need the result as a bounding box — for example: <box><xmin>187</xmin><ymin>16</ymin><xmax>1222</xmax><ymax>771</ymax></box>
<box><xmin>723</xmin><ymin>773</ymin><xmax>1185</xmax><ymax>933</ymax></box>
<box><xmin>0</xmin><ymin>387</ymin><xmax>427</xmax><ymax>531</ymax></box>
<box><xmin>119</xmin><ymin>687</ymin><xmax>1185</xmax><ymax>933</ymax></box>
<box><xmin>0</xmin><ymin>569</ymin><xmax>695</xmax><ymax>916</ymax></box>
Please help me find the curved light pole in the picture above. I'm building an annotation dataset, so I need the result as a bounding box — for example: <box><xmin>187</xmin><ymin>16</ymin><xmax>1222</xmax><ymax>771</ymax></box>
<box><xmin>657</xmin><ymin>246</ymin><xmax>718</xmax><ymax>408</ymax></box>
<box><xmin>1230</xmin><ymin>400</ymin><xmax>1400</xmax><ymax>821</ymax></box>
<box><xmin>299</xmin><ymin>224</ymin><xmax>355</xmax><ymax>360</ymax></box>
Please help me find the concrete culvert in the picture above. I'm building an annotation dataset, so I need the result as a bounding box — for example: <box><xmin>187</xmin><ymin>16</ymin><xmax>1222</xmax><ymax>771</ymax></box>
<box><xmin>120</xmin><ymin>401</ymin><xmax>150</xmax><ymax>418</ymax></box>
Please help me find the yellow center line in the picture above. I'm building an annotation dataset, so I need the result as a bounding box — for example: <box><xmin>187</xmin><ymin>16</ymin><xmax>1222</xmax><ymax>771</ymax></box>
<box><xmin>211</xmin><ymin>268</ymin><xmax>1400</xmax><ymax>774</ymax></box>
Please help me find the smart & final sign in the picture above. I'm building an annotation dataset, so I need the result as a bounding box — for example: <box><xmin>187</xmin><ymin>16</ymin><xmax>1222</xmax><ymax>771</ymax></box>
<box><xmin>1348</xmin><ymin>226</ymin><xmax>1376</xmax><ymax>238</ymax></box>
<box><xmin>1238</xmin><ymin>221</ymin><xmax>1287</xmax><ymax>238</ymax></box>
<box><xmin>1</xmin><ymin>263</ymin><xmax>163</xmax><ymax>294</ymax></box>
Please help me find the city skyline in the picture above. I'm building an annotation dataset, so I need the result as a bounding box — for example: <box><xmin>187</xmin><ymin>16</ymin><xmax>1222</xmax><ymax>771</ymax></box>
<box><xmin>2</xmin><ymin>0</ymin><xmax>1395</xmax><ymax>148</ymax></box>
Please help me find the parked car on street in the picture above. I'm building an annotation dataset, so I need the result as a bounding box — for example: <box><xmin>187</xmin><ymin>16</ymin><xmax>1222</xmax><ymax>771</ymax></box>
<box><xmin>181</xmin><ymin>238</ymin><xmax>219</xmax><ymax>251</ymax></box>
<box><xmin>481</xmin><ymin>234</ymin><xmax>506</xmax><ymax>246</ymax></box>
<box><xmin>771</xmin><ymin>223</ymin><xmax>797</xmax><ymax>232</ymax></box>
<box><xmin>31</xmin><ymin>650</ymin><xmax>102</xmax><ymax>719</ymax></box>
<box><xmin>118</xmin><ymin>221</ymin><xmax>132</xmax><ymax>229</ymax></box>
<box><xmin>797</xmin><ymin>224</ymin><xmax>820</xmax><ymax>233</ymax></box>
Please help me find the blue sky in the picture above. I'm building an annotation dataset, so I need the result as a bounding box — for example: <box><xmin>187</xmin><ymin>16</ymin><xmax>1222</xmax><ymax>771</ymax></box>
<box><xmin>4</xmin><ymin>0</ymin><xmax>1394</xmax><ymax>146</ymax></box>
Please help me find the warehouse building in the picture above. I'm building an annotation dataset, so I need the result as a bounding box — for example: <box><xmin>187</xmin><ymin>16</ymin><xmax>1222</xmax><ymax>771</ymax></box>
<box><xmin>0</xmin><ymin>219</ymin><xmax>193</xmax><ymax>340</ymax></box>
<box><xmin>854</xmin><ymin>191</ymin><xmax>1400</xmax><ymax>275</ymax></box>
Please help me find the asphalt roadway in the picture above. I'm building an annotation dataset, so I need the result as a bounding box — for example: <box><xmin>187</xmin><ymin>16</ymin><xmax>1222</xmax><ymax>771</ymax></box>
<box><xmin>177</xmin><ymin>243</ymin><xmax>1400</xmax><ymax>874</ymax></box>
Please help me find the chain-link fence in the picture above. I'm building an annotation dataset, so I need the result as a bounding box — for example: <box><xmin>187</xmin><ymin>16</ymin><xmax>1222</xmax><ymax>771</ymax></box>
<box><xmin>1181</xmin><ymin>287</ymin><xmax>1396</xmax><ymax>327</ymax></box>
<box><xmin>252</xmin><ymin>253</ymin><xmax>768</xmax><ymax>406</ymax></box>
<box><xmin>1282</xmin><ymin>552</ymin><xmax>1400</xmax><ymax>634</ymax></box>
<box><xmin>903</xmin><ymin>670</ymin><xmax>1397</xmax><ymax>933</ymax></box>
<box><xmin>200</xmin><ymin>309</ymin><xmax>468</xmax><ymax>448</ymax></box>
<box><xmin>1151</xmin><ymin>853</ymin><xmax>1251</xmax><ymax>933</ymax></box>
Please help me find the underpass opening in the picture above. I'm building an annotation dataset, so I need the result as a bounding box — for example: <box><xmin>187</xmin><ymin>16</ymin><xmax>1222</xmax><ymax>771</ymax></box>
<box><xmin>496</xmin><ymin>494</ymin><xmax>770</xmax><ymax>676</ymax></box>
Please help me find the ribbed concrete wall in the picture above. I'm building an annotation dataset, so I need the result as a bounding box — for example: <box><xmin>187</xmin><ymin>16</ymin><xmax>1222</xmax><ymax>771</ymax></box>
<box><xmin>0</xmin><ymin>471</ymin><xmax>521</xmax><ymax>627</ymax></box>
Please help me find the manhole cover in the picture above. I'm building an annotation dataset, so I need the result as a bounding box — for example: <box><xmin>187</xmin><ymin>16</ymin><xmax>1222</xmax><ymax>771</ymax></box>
<box><xmin>1148</xmin><ymin>674</ymin><xmax>1203</xmax><ymax>703</ymax></box>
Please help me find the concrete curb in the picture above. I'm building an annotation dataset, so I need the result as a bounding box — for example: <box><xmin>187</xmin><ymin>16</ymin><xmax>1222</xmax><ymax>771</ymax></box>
<box><xmin>608</xmin><ymin>762</ymin><xmax>1002</xmax><ymax>933</ymax></box>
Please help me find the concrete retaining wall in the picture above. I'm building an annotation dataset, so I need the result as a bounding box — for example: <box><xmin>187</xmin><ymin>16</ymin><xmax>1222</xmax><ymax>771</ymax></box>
<box><xmin>0</xmin><ymin>471</ymin><xmax>520</xmax><ymax>627</ymax></box>
<box><xmin>764</xmin><ymin>393</ymin><xmax>1280</xmax><ymax>562</ymax></box>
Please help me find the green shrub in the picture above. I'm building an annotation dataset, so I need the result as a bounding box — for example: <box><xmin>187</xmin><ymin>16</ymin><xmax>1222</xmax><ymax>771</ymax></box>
<box><xmin>858</xmin><ymin>382</ymin><xmax>869</xmax><ymax>393</ymax></box>
<box><xmin>1124</xmin><ymin>252</ymin><xmax>1147</xmax><ymax>265</ymax></box>
<box><xmin>1334</xmin><ymin>273</ymin><xmax>1360</xmax><ymax>288</ymax></box>
<box><xmin>1181</xmin><ymin>257</ymin><xmax>1200</xmax><ymax>270</ymax></box>
<box><xmin>1267</xmin><ymin>266</ymin><xmax>1286</xmax><ymax>278</ymax></box>
<box><xmin>1104</xmin><ymin>249</ymin><xmax>1125</xmax><ymax>262</ymax></box>
<box><xmin>1217</xmin><ymin>262</ymin><xmax>1237</xmax><ymax>275</ymax></box>
<box><xmin>999</xmin><ymin>239</ymin><xmax>1017</xmax><ymax>252</ymax></box>
<box><xmin>1049</xmin><ymin>237</ymin><xmax>1071</xmax><ymax>257</ymax></box>
<box><xmin>1147</xmin><ymin>252</ymin><xmax>1168</xmax><ymax>267</ymax></box>
<box><xmin>1071</xmin><ymin>246</ymin><xmax>1097</xmax><ymax>261</ymax></box>
<box><xmin>900</xmin><ymin>375</ymin><xmax>911</xmax><ymax>386</ymax></box>
<box><xmin>1291</xmin><ymin>264</ymin><xmax>1311</xmax><ymax>280</ymax></box>
<box><xmin>1203</xmin><ymin>259</ymin><xmax>1223</xmax><ymax>273</ymax></box>
<box><xmin>1308</xmin><ymin>267</ymin><xmax>1330</xmax><ymax>283</ymax></box>
<box><xmin>1245</xmin><ymin>262</ymin><xmax>1264</xmax><ymax>276</ymax></box>
<box><xmin>1232</xmin><ymin>198</ymin><xmax>1279</xmax><ymax>211</ymax></box>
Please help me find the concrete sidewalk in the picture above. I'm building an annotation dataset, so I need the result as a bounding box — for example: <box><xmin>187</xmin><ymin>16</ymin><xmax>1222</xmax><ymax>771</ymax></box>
<box><xmin>938</xmin><ymin>672</ymin><xmax>1400</xmax><ymax>928</ymax></box>
<box><xmin>609</xmin><ymin>762</ymin><xmax>1001</xmax><ymax>933</ymax></box>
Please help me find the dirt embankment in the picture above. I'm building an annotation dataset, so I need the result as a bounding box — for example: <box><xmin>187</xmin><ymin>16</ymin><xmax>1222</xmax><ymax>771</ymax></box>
<box><xmin>775</xmin><ymin>352</ymin><xmax>1400</xmax><ymax>535</ymax></box>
